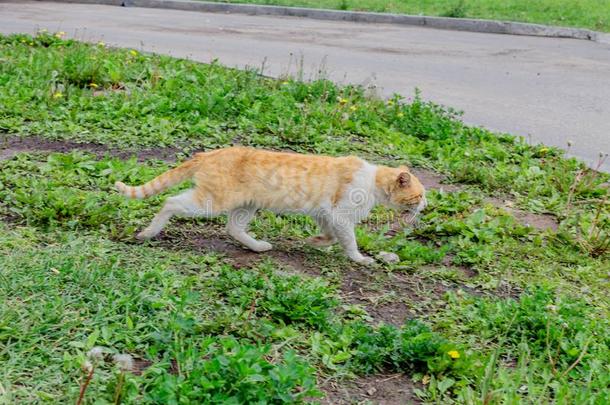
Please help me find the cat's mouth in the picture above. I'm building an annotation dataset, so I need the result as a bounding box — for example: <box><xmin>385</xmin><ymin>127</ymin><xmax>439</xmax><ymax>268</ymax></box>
<box><xmin>400</xmin><ymin>208</ymin><xmax>420</xmax><ymax>225</ymax></box>
<box><xmin>384</xmin><ymin>207</ymin><xmax>423</xmax><ymax>237</ymax></box>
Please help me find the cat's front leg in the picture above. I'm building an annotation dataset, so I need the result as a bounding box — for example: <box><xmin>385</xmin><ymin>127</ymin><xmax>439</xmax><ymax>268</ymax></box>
<box><xmin>332</xmin><ymin>221</ymin><xmax>375</xmax><ymax>265</ymax></box>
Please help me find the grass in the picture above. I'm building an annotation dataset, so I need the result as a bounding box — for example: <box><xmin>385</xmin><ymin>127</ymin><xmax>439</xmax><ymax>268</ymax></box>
<box><xmin>204</xmin><ymin>0</ymin><xmax>610</xmax><ymax>32</ymax></box>
<box><xmin>0</xmin><ymin>32</ymin><xmax>608</xmax><ymax>404</ymax></box>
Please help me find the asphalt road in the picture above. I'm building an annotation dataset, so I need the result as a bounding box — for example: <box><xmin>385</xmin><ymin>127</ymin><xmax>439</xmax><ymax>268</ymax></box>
<box><xmin>2</xmin><ymin>1</ymin><xmax>609</xmax><ymax>171</ymax></box>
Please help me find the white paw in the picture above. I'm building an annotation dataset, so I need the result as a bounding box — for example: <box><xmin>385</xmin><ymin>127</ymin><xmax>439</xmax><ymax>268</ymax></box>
<box><xmin>354</xmin><ymin>255</ymin><xmax>376</xmax><ymax>266</ymax></box>
<box><xmin>251</xmin><ymin>241</ymin><xmax>273</xmax><ymax>252</ymax></box>
<box><xmin>136</xmin><ymin>230</ymin><xmax>156</xmax><ymax>240</ymax></box>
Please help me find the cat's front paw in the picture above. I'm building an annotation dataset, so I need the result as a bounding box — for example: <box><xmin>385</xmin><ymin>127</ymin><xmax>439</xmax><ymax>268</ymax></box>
<box><xmin>136</xmin><ymin>229</ymin><xmax>157</xmax><ymax>240</ymax></box>
<box><xmin>251</xmin><ymin>241</ymin><xmax>273</xmax><ymax>252</ymax></box>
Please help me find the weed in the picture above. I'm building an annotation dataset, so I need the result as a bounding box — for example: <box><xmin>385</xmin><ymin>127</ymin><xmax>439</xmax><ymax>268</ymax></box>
<box><xmin>442</xmin><ymin>0</ymin><xmax>467</xmax><ymax>18</ymax></box>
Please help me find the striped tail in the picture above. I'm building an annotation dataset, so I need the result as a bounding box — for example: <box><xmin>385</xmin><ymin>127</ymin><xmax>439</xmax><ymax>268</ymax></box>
<box><xmin>115</xmin><ymin>159</ymin><xmax>198</xmax><ymax>199</ymax></box>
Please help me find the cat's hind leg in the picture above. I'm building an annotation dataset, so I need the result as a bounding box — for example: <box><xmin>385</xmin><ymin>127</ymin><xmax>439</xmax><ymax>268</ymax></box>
<box><xmin>307</xmin><ymin>212</ymin><xmax>337</xmax><ymax>247</ymax></box>
<box><xmin>226</xmin><ymin>207</ymin><xmax>272</xmax><ymax>252</ymax></box>
<box><xmin>137</xmin><ymin>189</ymin><xmax>204</xmax><ymax>240</ymax></box>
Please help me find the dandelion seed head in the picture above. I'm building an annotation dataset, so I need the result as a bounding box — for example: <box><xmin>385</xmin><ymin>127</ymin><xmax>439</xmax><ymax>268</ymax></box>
<box><xmin>87</xmin><ymin>346</ymin><xmax>105</xmax><ymax>361</ymax></box>
<box><xmin>82</xmin><ymin>360</ymin><xmax>93</xmax><ymax>373</ymax></box>
<box><xmin>113</xmin><ymin>353</ymin><xmax>134</xmax><ymax>372</ymax></box>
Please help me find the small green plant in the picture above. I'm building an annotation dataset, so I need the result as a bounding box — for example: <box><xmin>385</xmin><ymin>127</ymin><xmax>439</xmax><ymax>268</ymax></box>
<box><xmin>442</xmin><ymin>0</ymin><xmax>467</xmax><ymax>18</ymax></box>
<box><xmin>559</xmin><ymin>195</ymin><xmax>609</xmax><ymax>258</ymax></box>
<box><xmin>213</xmin><ymin>262</ymin><xmax>339</xmax><ymax>328</ymax></box>
<box><xmin>145</xmin><ymin>338</ymin><xmax>320</xmax><ymax>404</ymax></box>
<box><xmin>311</xmin><ymin>320</ymin><xmax>469</xmax><ymax>377</ymax></box>
<box><xmin>396</xmin><ymin>240</ymin><xmax>448</xmax><ymax>265</ymax></box>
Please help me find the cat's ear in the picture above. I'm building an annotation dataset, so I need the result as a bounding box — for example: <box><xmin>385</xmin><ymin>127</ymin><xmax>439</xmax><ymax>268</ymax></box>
<box><xmin>397</xmin><ymin>172</ymin><xmax>411</xmax><ymax>188</ymax></box>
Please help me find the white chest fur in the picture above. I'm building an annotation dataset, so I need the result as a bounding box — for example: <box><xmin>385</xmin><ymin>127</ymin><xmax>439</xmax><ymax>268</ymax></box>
<box><xmin>333</xmin><ymin>161</ymin><xmax>378</xmax><ymax>224</ymax></box>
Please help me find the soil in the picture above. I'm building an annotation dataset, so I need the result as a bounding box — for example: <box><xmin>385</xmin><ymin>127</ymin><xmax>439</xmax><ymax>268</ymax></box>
<box><xmin>320</xmin><ymin>373</ymin><xmax>422</xmax><ymax>405</ymax></box>
<box><xmin>409</xmin><ymin>167</ymin><xmax>461</xmax><ymax>193</ymax></box>
<box><xmin>486</xmin><ymin>197</ymin><xmax>558</xmax><ymax>232</ymax></box>
<box><xmin>0</xmin><ymin>135</ymin><xmax>181</xmax><ymax>162</ymax></box>
<box><xmin>153</xmin><ymin>224</ymin><xmax>516</xmax><ymax>328</ymax></box>
<box><xmin>157</xmin><ymin>225</ymin><xmax>317</xmax><ymax>275</ymax></box>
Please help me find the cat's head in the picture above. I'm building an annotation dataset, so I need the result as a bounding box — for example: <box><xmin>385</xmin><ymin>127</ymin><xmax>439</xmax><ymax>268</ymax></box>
<box><xmin>376</xmin><ymin>166</ymin><xmax>427</xmax><ymax>216</ymax></box>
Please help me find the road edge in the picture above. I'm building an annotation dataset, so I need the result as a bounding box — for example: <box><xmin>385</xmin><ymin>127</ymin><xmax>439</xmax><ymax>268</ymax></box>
<box><xmin>33</xmin><ymin>0</ymin><xmax>610</xmax><ymax>43</ymax></box>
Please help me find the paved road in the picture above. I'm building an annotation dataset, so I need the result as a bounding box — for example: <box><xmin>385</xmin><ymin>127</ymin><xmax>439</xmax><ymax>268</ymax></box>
<box><xmin>2</xmin><ymin>1</ymin><xmax>609</xmax><ymax>171</ymax></box>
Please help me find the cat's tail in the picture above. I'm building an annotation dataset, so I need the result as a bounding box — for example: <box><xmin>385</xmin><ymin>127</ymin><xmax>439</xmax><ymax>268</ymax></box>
<box><xmin>115</xmin><ymin>159</ymin><xmax>199</xmax><ymax>199</ymax></box>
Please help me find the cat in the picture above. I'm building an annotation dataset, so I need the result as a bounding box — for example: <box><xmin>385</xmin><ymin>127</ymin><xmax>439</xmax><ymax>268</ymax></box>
<box><xmin>115</xmin><ymin>147</ymin><xmax>427</xmax><ymax>265</ymax></box>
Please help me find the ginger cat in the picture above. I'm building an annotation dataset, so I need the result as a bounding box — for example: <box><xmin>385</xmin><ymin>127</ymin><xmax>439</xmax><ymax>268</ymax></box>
<box><xmin>116</xmin><ymin>147</ymin><xmax>427</xmax><ymax>265</ymax></box>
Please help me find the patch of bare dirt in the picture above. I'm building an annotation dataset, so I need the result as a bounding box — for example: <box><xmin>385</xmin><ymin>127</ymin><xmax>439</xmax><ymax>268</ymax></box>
<box><xmin>127</xmin><ymin>357</ymin><xmax>179</xmax><ymax>376</ymax></box>
<box><xmin>486</xmin><ymin>197</ymin><xmax>558</xmax><ymax>232</ymax></box>
<box><xmin>340</xmin><ymin>261</ymin><xmax>520</xmax><ymax>326</ymax></box>
<box><xmin>441</xmin><ymin>256</ymin><xmax>478</xmax><ymax>279</ymax></box>
<box><xmin>410</xmin><ymin>167</ymin><xmax>461</xmax><ymax>193</ymax></box>
<box><xmin>138</xmin><ymin>224</ymin><xmax>515</xmax><ymax>325</ymax></box>
<box><xmin>341</xmin><ymin>267</ymin><xmax>454</xmax><ymax>325</ymax></box>
<box><xmin>131</xmin><ymin>358</ymin><xmax>154</xmax><ymax>376</ymax></box>
<box><xmin>155</xmin><ymin>227</ymin><xmax>439</xmax><ymax>326</ymax></box>
<box><xmin>320</xmin><ymin>373</ymin><xmax>422</xmax><ymax>405</ymax></box>
<box><xmin>0</xmin><ymin>135</ymin><xmax>180</xmax><ymax>162</ymax></box>
<box><xmin>155</xmin><ymin>225</ymin><xmax>315</xmax><ymax>275</ymax></box>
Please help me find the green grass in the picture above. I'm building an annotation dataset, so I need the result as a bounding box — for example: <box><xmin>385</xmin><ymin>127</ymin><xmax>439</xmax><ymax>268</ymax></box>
<box><xmin>206</xmin><ymin>0</ymin><xmax>610</xmax><ymax>32</ymax></box>
<box><xmin>0</xmin><ymin>32</ymin><xmax>609</xmax><ymax>404</ymax></box>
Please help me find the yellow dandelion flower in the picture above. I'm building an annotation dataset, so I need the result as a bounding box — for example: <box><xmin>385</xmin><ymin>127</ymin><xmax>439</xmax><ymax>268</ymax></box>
<box><xmin>52</xmin><ymin>92</ymin><xmax>63</xmax><ymax>99</ymax></box>
<box><xmin>387</xmin><ymin>100</ymin><xmax>395</xmax><ymax>106</ymax></box>
<box><xmin>539</xmin><ymin>147</ymin><xmax>549</xmax><ymax>153</ymax></box>
<box><xmin>130</xmin><ymin>50</ymin><xmax>138</xmax><ymax>56</ymax></box>
<box><xmin>447</xmin><ymin>350</ymin><xmax>460</xmax><ymax>359</ymax></box>
<box><xmin>338</xmin><ymin>97</ymin><xmax>348</xmax><ymax>105</ymax></box>
<box><xmin>89</xmin><ymin>83</ymin><xmax>99</xmax><ymax>89</ymax></box>
<box><xmin>349</xmin><ymin>105</ymin><xmax>357</xmax><ymax>112</ymax></box>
